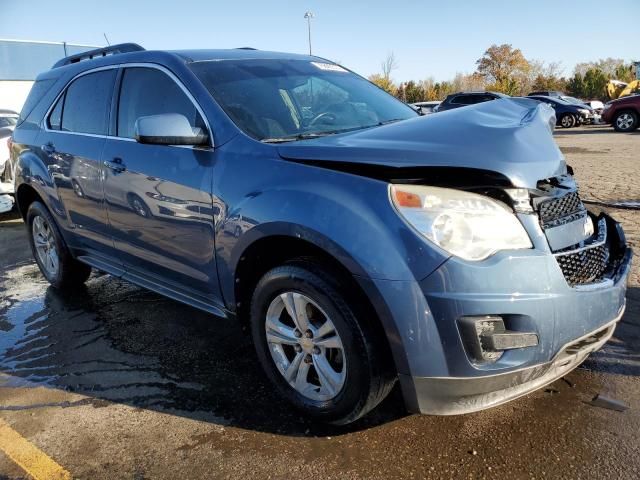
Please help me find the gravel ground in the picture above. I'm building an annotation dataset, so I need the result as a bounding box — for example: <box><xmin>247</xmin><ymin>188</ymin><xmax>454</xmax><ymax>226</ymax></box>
<box><xmin>0</xmin><ymin>125</ymin><xmax>639</xmax><ymax>479</ymax></box>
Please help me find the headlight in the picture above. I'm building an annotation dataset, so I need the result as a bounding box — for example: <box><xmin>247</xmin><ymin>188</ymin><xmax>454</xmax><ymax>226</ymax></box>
<box><xmin>578</xmin><ymin>108</ymin><xmax>590</xmax><ymax>115</ymax></box>
<box><xmin>390</xmin><ymin>185</ymin><xmax>532</xmax><ymax>261</ymax></box>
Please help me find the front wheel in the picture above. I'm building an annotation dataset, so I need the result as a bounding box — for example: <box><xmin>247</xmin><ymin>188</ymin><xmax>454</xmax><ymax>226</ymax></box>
<box><xmin>250</xmin><ymin>261</ymin><xmax>395</xmax><ymax>424</ymax></box>
<box><xmin>613</xmin><ymin>111</ymin><xmax>638</xmax><ymax>132</ymax></box>
<box><xmin>26</xmin><ymin>201</ymin><xmax>91</xmax><ymax>289</ymax></box>
<box><xmin>559</xmin><ymin>113</ymin><xmax>576</xmax><ymax>128</ymax></box>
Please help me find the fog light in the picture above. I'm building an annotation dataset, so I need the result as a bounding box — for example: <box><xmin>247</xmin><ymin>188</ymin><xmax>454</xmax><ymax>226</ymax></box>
<box><xmin>458</xmin><ymin>316</ymin><xmax>539</xmax><ymax>364</ymax></box>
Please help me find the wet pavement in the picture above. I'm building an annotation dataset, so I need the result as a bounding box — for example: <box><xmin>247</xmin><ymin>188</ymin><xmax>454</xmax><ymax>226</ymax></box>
<box><xmin>1</xmin><ymin>126</ymin><xmax>640</xmax><ymax>479</ymax></box>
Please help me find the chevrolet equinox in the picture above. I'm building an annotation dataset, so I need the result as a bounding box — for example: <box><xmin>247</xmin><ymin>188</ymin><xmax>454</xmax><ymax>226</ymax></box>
<box><xmin>10</xmin><ymin>44</ymin><xmax>631</xmax><ymax>424</ymax></box>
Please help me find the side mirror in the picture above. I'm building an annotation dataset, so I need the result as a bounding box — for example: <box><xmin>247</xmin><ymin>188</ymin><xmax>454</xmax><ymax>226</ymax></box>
<box><xmin>134</xmin><ymin>113</ymin><xmax>208</xmax><ymax>146</ymax></box>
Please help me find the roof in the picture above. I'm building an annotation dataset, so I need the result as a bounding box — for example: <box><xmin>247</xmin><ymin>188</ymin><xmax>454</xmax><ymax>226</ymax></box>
<box><xmin>171</xmin><ymin>49</ymin><xmax>319</xmax><ymax>63</ymax></box>
<box><xmin>43</xmin><ymin>44</ymin><xmax>326</xmax><ymax>80</ymax></box>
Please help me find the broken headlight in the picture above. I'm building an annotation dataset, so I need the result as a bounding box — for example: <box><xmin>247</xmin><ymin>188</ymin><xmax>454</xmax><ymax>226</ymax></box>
<box><xmin>390</xmin><ymin>185</ymin><xmax>532</xmax><ymax>261</ymax></box>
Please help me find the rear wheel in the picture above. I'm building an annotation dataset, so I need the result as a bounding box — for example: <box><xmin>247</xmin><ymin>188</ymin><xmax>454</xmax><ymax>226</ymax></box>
<box><xmin>26</xmin><ymin>201</ymin><xmax>91</xmax><ymax>289</ymax></box>
<box><xmin>250</xmin><ymin>261</ymin><xmax>395</xmax><ymax>424</ymax></box>
<box><xmin>559</xmin><ymin>113</ymin><xmax>576</xmax><ymax>128</ymax></box>
<box><xmin>613</xmin><ymin>111</ymin><xmax>638</xmax><ymax>132</ymax></box>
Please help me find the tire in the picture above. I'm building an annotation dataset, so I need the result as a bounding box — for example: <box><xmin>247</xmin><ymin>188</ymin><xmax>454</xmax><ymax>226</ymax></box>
<box><xmin>559</xmin><ymin>113</ymin><xmax>576</xmax><ymax>128</ymax></box>
<box><xmin>250</xmin><ymin>261</ymin><xmax>395</xmax><ymax>425</ymax></box>
<box><xmin>613</xmin><ymin>110</ymin><xmax>638</xmax><ymax>132</ymax></box>
<box><xmin>26</xmin><ymin>201</ymin><xmax>92</xmax><ymax>289</ymax></box>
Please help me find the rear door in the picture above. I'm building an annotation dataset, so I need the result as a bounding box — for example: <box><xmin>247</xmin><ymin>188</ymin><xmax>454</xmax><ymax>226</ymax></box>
<box><xmin>102</xmin><ymin>65</ymin><xmax>222</xmax><ymax>308</ymax></box>
<box><xmin>39</xmin><ymin>68</ymin><xmax>118</xmax><ymax>260</ymax></box>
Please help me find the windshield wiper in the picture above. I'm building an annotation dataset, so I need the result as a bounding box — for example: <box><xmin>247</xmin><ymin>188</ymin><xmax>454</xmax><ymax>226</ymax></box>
<box><xmin>261</xmin><ymin>133</ymin><xmax>330</xmax><ymax>143</ymax></box>
<box><xmin>261</xmin><ymin>118</ymin><xmax>408</xmax><ymax>143</ymax></box>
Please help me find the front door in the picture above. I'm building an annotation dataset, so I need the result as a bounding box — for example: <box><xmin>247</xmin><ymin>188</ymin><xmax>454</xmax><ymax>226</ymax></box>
<box><xmin>102</xmin><ymin>66</ymin><xmax>222</xmax><ymax>306</ymax></box>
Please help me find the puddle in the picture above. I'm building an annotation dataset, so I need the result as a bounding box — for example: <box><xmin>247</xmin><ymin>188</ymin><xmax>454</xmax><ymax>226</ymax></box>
<box><xmin>0</xmin><ymin>263</ymin><xmax>399</xmax><ymax>434</ymax></box>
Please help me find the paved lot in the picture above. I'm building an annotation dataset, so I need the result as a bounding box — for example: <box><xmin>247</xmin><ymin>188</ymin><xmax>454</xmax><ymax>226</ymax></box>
<box><xmin>0</xmin><ymin>125</ymin><xmax>639</xmax><ymax>479</ymax></box>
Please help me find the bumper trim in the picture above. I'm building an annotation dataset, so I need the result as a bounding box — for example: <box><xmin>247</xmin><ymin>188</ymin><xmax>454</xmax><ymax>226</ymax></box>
<box><xmin>400</xmin><ymin>305</ymin><xmax>624</xmax><ymax>415</ymax></box>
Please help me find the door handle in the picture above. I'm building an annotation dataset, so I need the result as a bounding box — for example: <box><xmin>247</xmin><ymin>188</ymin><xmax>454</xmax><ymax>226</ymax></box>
<box><xmin>41</xmin><ymin>142</ymin><xmax>55</xmax><ymax>154</ymax></box>
<box><xmin>104</xmin><ymin>157</ymin><xmax>126</xmax><ymax>173</ymax></box>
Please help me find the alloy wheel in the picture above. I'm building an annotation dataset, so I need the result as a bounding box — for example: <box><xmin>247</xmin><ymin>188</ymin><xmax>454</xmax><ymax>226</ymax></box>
<box><xmin>265</xmin><ymin>291</ymin><xmax>346</xmax><ymax>401</ymax></box>
<box><xmin>561</xmin><ymin>115</ymin><xmax>574</xmax><ymax>128</ymax></box>
<box><xmin>616</xmin><ymin>113</ymin><xmax>634</xmax><ymax>131</ymax></box>
<box><xmin>32</xmin><ymin>215</ymin><xmax>59</xmax><ymax>277</ymax></box>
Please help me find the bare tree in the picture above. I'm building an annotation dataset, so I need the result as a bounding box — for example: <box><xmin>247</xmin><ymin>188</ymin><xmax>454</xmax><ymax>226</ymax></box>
<box><xmin>381</xmin><ymin>52</ymin><xmax>398</xmax><ymax>81</ymax></box>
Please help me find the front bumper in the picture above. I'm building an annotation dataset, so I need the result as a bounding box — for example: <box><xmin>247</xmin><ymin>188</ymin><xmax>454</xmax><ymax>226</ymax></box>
<box><xmin>364</xmin><ymin>213</ymin><xmax>631</xmax><ymax>415</ymax></box>
<box><xmin>400</xmin><ymin>307</ymin><xmax>622</xmax><ymax>414</ymax></box>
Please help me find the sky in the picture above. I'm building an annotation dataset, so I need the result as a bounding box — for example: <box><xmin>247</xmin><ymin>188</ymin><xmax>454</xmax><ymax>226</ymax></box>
<box><xmin>1</xmin><ymin>0</ymin><xmax>638</xmax><ymax>82</ymax></box>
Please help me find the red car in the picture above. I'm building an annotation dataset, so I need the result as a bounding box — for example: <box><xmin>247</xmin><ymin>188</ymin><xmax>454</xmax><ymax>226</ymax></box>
<box><xmin>602</xmin><ymin>94</ymin><xmax>640</xmax><ymax>132</ymax></box>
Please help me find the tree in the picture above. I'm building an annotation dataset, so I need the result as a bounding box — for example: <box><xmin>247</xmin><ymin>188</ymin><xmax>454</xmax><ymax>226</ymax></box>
<box><xmin>451</xmin><ymin>72</ymin><xmax>486</xmax><ymax>92</ymax></box>
<box><xmin>526</xmin><ymin>60</ymin><xmax>566</xmax><ymax>93</ymax></box>
<box><xmin>368</xmin><ymin>73</ymin><xmax>396</xmax><ymax>95</ymax></box>
<box><xmin>381</xmin><ymin>52</ymin><xmax>398</xmax><ymax>82</ymax></box>
<box><xmin>575</xmin><ymin>58</ymin><xmax>628</xmax><ymax>77</ymax></box>
<box><xmin>614</xmin><ymin>63</ymin><xmax>636</xmax><ymax>83</ymax></box>
<box><xmin>402</xmin><ymin>80</ymin><xmax>424</xmax><ymax>103</ymax></box>
<box><xmin>475</xmin><ymin>44</ymin><xmax>530</xmax><ymax>86</ymax></box>
<box><xmin>567</xmin><ymin>68</ymin><xmax>608</xmax><ymax>100</ymax></box>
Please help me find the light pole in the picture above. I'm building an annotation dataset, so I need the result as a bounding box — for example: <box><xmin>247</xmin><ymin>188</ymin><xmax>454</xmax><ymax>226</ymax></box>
<box><xmin>304</xmin><ymin>11</ymin><xmax>314</xmax><ymax>55</ymax></box>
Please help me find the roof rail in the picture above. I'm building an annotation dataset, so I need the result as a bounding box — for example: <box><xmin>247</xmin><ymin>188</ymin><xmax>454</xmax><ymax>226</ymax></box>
<box><xmin>235</xmin><ymin>47</ymin><xmax>257</xmax><ymax>50</ymax></box>
<box><xmin>52</xmin><ymin>43</ymin><xmax>145</xmax><ymax>68</ymax></box>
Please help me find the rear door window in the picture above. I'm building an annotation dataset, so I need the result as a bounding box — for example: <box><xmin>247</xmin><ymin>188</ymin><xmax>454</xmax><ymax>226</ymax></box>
<box><xmin>116</xmin><ymin>67</ymin><xmax>205</xmax><ymax>139</ymax></box>
<box><xmin>58</xmin><ymin>69</ymin><xmax>116</xmax><ymax>135</ymax></box>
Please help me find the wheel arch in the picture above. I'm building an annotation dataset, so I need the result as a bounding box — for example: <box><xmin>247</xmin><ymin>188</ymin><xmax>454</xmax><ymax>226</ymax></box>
<box><xmin>16</xmin><ymin>182</ymin><xmax>45</xmax><ymax>220</ymax></box>
<box><xmin>231</xmin><ymin>230</ymin><xmax>401</xmax><ymax>376</ymax></box>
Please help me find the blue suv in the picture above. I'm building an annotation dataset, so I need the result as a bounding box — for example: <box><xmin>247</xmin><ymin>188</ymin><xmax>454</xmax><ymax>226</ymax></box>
<box><xmin>10</xmin><ymin>44</ymin><xmax>631</xmax><ymax>424</ymax></box>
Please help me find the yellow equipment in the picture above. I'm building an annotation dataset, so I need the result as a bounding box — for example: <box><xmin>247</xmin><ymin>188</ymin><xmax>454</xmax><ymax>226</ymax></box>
<box><xmin>607</xmin><ymin>79</ymin><xmax>640</xmax><ymax>99</ymax></box>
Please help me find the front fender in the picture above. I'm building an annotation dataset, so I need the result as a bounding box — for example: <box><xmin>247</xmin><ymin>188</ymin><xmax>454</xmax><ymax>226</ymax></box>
<box><xmin>213</xmin><ymin>148</ymin><xmax>449</xmax><ymax>305</ymax></box>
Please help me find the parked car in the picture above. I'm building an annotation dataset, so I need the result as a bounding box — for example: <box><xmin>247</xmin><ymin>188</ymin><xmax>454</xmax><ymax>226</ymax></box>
<box><xmin>556</xmin><ymin>96</ymin><xmax>597</xmax><ymax>123</ymax></box>
<box><xmin>0</xmin><ymin>109</ymin><xmax>19</xmax><ymax>196</ymax></box>
<box><xmin>586</xmin><ymin>100</ymin><xmax>605</xmax><ymax>116</ymax></box>
<box><xmin>602</xmin><ymin>94</ymin><xmax>640</xmax><ymax>132</ymax></box>
<box><xmin>436</xmin><ymin>91</ymin><xmax>509</xmax><ymax>112</ymax></box>
<box><xmin>526</xmin><ymin>95</ymin><xmax>591</xmax><ymax>127</ymax></box>
<box><xmin>11</xmin><ymin>44</ymin><xmax>631</xmax><ymax>424</ymax></box>
<box><xmin>527</xmin><ymin>92</ymin><xmax>598</xmax><ymax>123</ymax></box>
<box><xmin>0</xmin><ymin>109</ymin><xmax>19</xmax><ymax>129</ymax></box>
<box><xmin>528</xmin><ymin>90</ymin><xmax>564</xmax><ymax>98</ymax></box>
<box><xmin>410</xmin><ymin>101</ymin><xmax>441</xmax><ymax>114</ymax></box>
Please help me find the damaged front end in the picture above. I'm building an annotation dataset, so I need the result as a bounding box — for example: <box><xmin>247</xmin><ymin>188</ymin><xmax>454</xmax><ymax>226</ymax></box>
<box><xmin>274</xmin><ymin>97</ymin><xmax>633</xmax><ymax>414</ymax></box>
<box><xmin>530</xmin><ymin>175</ymin><xmax>630</xmax><ymax>288</ymax></box>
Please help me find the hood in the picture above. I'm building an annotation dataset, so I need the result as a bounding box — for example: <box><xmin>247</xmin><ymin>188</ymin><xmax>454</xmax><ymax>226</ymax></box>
<box><xmin>277</xmin><ymin>98</ymin><xmax>566</xmax><ymax>188</ymax></box>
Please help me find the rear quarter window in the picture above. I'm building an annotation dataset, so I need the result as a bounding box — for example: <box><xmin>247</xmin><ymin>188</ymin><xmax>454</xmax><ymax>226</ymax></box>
<box><xmin>18</xmin><ymin>78</ymin><xmax>55</xmax><ymax>123</ymax></box>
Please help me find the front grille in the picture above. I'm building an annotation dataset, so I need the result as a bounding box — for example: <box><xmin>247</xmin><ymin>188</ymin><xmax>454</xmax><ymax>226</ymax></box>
<box><xmin>555</xmin><ymin>243</ymin><xmax>610</xmax><ymax>285</ymax></box>
<box><xmin>537</xmin><ymin>185</ymin><xmax>612</xmax><ymax>286</ymax></box>
<box><xmin>538</xmin><ymin>191</ymin><xmax>585</xmax><ymax>227</ymax></box>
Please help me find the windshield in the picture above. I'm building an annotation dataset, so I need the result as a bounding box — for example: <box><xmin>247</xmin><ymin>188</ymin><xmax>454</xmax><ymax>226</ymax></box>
<box><xmin>189</xmin><ymin>59</ymin><xmax>417</xmax><ymax>142</ymax></box>
<box><xmin>561</xmin><ymin>96</ymin><xmax>586</xmax><ymax>105</ymax></box>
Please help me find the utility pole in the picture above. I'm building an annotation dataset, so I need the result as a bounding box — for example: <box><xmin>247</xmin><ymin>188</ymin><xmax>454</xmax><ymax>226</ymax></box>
<box><xmin>304</xmin><ymin>11</ymin><xmax>314</xmax><ymax>55</ymax></box>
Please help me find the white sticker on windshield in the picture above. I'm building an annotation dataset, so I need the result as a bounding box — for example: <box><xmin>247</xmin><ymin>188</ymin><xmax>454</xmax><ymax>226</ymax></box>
<box><xmin>311</xmin><ymin>62</ymin><xmax>348</xmax><ymax>73</ymax></box>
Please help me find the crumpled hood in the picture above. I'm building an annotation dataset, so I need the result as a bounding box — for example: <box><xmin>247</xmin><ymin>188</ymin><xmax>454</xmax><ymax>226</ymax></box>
<box><xmin>277</xmin><ymin>98</ymin><xmax>565</xmax><ymax>188</ymax></box>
